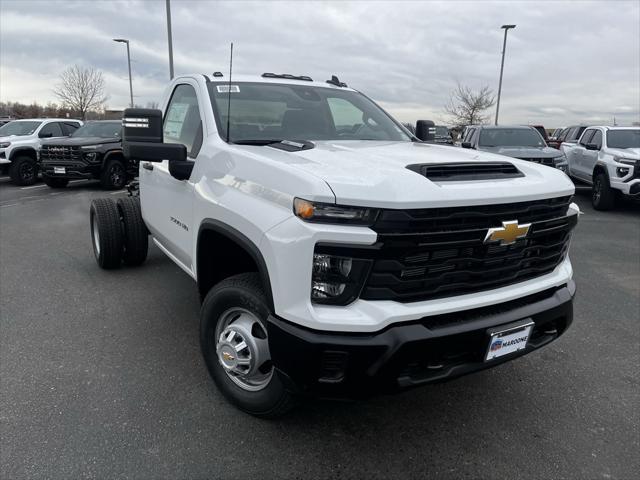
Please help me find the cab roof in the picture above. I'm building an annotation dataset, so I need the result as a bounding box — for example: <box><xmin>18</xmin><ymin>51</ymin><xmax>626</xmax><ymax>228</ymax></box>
<box><xmin>198</xmin><ymin>73</ymin><xmax>357</xmax><ymax>91</ymax></box>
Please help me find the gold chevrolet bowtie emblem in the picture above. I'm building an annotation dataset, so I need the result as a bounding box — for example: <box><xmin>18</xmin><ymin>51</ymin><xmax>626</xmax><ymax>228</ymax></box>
<box><xmin>222</xmin><ymin>352</ymin><xmax>235</xmax><ymax>362</ymax></box>
<box><xmin>484</xmin><ymin>220</ymin><xmax>531</xmax><ymax>246</ymax></box>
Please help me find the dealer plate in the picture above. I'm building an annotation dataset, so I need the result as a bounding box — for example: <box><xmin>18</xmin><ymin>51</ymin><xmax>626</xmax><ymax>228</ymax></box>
<box><xmin>54</xmin><ymin>167</ymin><xmax>65</xmax><ymax>174</ymax></box>
<box><xmin>485</xmin><ymin>320</ymin><xmax>534</xmax><ymax>361</ymax></box>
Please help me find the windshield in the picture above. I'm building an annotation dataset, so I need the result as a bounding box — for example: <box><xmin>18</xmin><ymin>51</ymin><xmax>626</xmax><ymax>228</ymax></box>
<box><xmin>208</xmin><ymin>82</ymin><xmax>410</xmax><ymax>143</ymax></box>
<box><xmin>607</xmin><ymin>129</ymin><xmax>640</xmax><ymax>149</ymax></box>
<box><xmin>0</xmin><ymin>121</ymin><xmax>42</xmax><ymax>136</ymax></box>
<box><xmin>435</xmin><ymin>126</ymin><xmax>449</xmax><ymax>136</ymax></box>
<box><xmin>479</xmin><ymin>128</ymin><xmax>546</xmax><ymax>147</ymax></box>
<box><xmin>72</xmin><ymin>122</ymin><xmax>121</xmax><ymax>138</ymax></box>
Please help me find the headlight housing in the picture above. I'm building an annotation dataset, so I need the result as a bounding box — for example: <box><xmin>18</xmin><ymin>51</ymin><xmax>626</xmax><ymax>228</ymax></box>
<box><xmin>0</xmin><ymin>142</ymin><xmax>10</xmax><ymax>148</ymax></box>
<box><xmin>293</xmin><ymin>198</ymin><xmax>378</xmax><ymax>225</ymax></box>
<box><xmin>81</xmin><ymin>144</ymin><xmax>102</xmax><ymax>150</ymax></box>
<box><xmin>613</xmin><ymin>156</ymin><xmax>637</xmax><ymax>166</ymax></box>
<box><xmin>311</xmin><ymin>250</ymin><xmax>372</xmax><ymax>305</ymax></box>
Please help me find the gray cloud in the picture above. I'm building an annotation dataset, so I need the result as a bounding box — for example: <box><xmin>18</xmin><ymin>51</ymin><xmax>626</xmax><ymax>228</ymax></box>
<box><xmin>1</xmin><ymin>0</ymin><xmax>638</xmax><ymax>127</ymax></box>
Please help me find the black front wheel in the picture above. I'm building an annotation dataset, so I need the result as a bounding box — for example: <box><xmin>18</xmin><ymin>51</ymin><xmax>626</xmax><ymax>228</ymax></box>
<box><xmin>9</xmin><ymin>156</ymin><xmax>38</xmax><ymax>186</ymax></box>
<box><xmin>592</xmin><ymin>172</ymin><xmax>616</xmax><ymax>211</ymax></box>
<box><xmin>200</xmin><ymin>273</ymin><xmax>296</xmax><ymax>418</ymax></box>
<box><xmin>100</xmin><ymin>159</ymin><xmax>127</xmax><ymax>190</ymax></box>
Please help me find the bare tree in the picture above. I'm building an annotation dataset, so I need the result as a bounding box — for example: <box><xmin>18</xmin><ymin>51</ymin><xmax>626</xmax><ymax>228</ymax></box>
<box><xmin>444</xmin><ymin>82</ymin><xmax>496</xmax><ymax>128</ymax></box>
<box><xmin>53</xmin><ymin>65</ymin><xmax>107</xmax><ymax>120</ymax></box>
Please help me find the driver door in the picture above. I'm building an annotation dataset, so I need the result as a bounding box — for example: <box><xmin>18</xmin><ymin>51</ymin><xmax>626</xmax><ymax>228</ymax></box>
<box><xmin>139</xmin><ymin>83</ymin><xmax>204</xmax><ymax>273</ymax></box>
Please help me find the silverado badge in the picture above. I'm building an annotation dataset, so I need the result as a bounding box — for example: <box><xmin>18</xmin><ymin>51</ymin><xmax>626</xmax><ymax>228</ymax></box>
<box><xmin>484</xmin><ymin>220</ymin><xmax>531</xmax><ymax>246</ymax></box>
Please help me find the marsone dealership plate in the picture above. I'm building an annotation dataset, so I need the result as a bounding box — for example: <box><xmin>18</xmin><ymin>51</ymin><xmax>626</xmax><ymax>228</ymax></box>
<box><xmin>485</xmin><ymin>320</ymin><xmax>534</xmax><ymax>361</ymax></box>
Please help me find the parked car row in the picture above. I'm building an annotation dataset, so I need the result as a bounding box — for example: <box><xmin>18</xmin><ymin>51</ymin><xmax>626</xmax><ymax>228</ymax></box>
<box><xmin>0</xmin><ymin>118</ymin><xmax>133</xmax><ymax>189</ymax></box>
<box><xmin>414</xmin><ymin>121</ymin><xmax>639</xmax><ymax>211</ymax></box>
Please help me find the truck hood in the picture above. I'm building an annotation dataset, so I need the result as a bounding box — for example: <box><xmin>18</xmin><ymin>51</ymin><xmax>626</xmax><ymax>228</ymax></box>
<box><xmin>41</xmin><ymin>136</ymin><xmax>121</xmax><ymax>146</ymax></box>
<box><xmin>478</xmin><ymin>145</ymin><xmax>560</xmax><ymax>159</ymax></box>
<box><xmin>607</xmin><ymin>147</ymin><xmax>640</xmax><ymax>159</ymax></box>
<box><xmin>245</xmin><ymin>140</ymin><xmax>575</xmax><ymax>209</ymax></box>
<box><xmin>0</xmin><ymin>135</ymin><xmax>34</xmax><ymax>144</ymax></box>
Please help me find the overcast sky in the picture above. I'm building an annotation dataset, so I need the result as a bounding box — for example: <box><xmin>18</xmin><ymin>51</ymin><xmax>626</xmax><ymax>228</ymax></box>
<box><xmin>1</xmin><ymin>0</ymin><xmax>639</xmax><ymax>127</ymax></box>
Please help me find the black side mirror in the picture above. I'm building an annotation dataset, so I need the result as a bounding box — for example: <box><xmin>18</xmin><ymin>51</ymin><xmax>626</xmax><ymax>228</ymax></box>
<box><xmin>415</xmin><ymin>120</ymin><xmax>436</xmax><ymax>142</ymax></box>
<box><xmin>39</xmin><ymin>132</ymin><xmax>53</xmax><ymax>138</ymax></box>
<box><xmin>122</xmin><ymin>108</ymin><xmax>163</xmax><ymax>143</ymax></box>
<box><xmin>461</xmin><ymin>142</ymin><xmax>473</xmax><ymax>149</ymax></box>
<box><xmin>124</xmin><ymin>142</ymin><xmax>187</xmax><ymax>163</ymax></box>
<box><xmin>169</xmin><ymin>160</ymin><xmax>195</xmax><ymax>181</ymax></box>
<box><xmin>585</xmin><ymin>143</ymin><xmax>599</xmax><ymax>151</ymax></box>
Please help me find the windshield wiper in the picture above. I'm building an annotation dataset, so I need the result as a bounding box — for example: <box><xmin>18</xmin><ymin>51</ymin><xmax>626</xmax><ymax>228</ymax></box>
<box><xmin>231</xmin><ymin>139</ymin><xmax>283</xmax><ymax>146</ymax></box>
<box><xmin>232</xmin><ymin>139</ymin><xmax>314</xmax><ymax>151</ymax></box>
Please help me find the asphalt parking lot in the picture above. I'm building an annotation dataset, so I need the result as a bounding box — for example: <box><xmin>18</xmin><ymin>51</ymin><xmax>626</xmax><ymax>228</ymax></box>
<box><xmin>1</xmin><ymin>177</ymin><xmax>638</xmax><ymax>480</ymax></box>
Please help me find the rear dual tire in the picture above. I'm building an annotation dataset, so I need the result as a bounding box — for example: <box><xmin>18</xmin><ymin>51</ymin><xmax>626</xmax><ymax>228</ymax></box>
<box><xmin>90</xmin><ymin>197</ymin><xmax>148</xmax><ymax>269</ymax></box>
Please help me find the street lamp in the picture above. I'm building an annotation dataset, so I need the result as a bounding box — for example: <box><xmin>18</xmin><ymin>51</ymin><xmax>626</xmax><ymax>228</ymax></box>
<box><xmin>113</xmin><ymin>38</ymin><xmax>134</xmax><ymax>108</ymax></box>
<box><xmin>494</xmin><ymin>24</ymin><xmax>516</xmax><ymax>125</ymax></box>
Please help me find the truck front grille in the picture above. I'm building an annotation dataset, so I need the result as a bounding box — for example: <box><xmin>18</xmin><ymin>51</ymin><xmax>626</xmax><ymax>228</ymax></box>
<box><xmin>360</xmin><ymin>196</ymin><xmax>575</xmax><ymax>303</ymax></box>
<box><xmin>518</xmin><ymin>157</ymin><xmax>554</xmax><ymax>166</ymax></box>
<box><xmin>40</xmin><ymin>145</ymin><xmax>82</xmax><ymax>162</ymax></box>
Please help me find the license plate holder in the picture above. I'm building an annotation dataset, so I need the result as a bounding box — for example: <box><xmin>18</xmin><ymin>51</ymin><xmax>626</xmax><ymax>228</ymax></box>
<box><xmin>485</xmin><ymin>320</ymin><xmax>534</xmax><ymax>361</ymax></box>
<box><xmin>54</xmin><ymin>166</ymin><xmax>66</xmax><ymax>174</ymax></box>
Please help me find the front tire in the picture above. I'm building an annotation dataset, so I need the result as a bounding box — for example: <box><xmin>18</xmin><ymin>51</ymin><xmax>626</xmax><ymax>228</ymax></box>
<box><xmin>116</xmin><ymin>197</ymin><xmax>148</xmax><ymax>266</ymax></box>
<box><xmin>9</xmin><ymin>156</ymin><xmax>38</xmax><ymax>186</ymax></box>
<box><xmin>43</xmin><ymin>176</ymin><xmax>69</xmax><ymax>188</ymax></box>
<box><xmin>100</xmin><ymin>159</ymin><xmax>127</xmax><ymax>190</ymax></box>
<box><xmin>90</xmin><ymin>198</ymin><xmax>123</xmax><ymax>269</ymax></box>
<box><xmin>200</xmin><ymin>273</ymin><xmax>295</xmax><ymax>418</ymax></box>
<box><xmin>592</xmin><ymin>172</ymin><xmax>616</xmax><ymax>211</ymax></box>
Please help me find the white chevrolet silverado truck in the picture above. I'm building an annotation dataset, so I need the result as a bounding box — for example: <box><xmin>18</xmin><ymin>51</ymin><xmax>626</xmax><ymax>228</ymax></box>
<box><xmin>563</xmin><ymin>126</ymin><xmax>640</xmax><ymax>210</ymax></box>
<box><xmin>89</xmin><ymin>73</ymin><xmax>579</xmax><ymax>417</ymax></box>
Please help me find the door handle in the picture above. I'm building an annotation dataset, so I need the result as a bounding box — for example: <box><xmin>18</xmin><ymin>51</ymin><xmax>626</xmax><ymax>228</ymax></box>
<box><xmin>142</xmin><ymin>163</ymin><xmax>154</xmax><ymax>171</ymax></box>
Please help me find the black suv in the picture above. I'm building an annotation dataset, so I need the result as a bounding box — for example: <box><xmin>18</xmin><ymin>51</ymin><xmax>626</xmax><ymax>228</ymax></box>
<box><xmin>39</xmin><ymin>121</ymin><xmax>132</xmax><ymax>189</ymax></box>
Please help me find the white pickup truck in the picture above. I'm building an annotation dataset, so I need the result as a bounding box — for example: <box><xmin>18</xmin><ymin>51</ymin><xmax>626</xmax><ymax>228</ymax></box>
<box><xmin>89</xmin><ymin>73</ymin><xmax>579</xmax><ymax>417</ymax></box>
<box><xmin>563</xmin><ymin>126</ymin><xmax>640</xmax><ymax>210</ymax></box>
<box><xmin>0</xmin><ymin>118</ymin><xmax>82</xmax><ymax>185</ymax></box>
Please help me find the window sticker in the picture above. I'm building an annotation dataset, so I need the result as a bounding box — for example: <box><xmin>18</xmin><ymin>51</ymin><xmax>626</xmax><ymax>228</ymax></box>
<box><xmin>217</xmin><ymin>85</ymin><xmax>240</xmax><ymax>93</ymax></box>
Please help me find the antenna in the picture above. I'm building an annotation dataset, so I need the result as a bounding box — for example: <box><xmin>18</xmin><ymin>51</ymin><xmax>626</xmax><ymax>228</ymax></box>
<box><xmin>226</xmin><ymin>42</ymin><xmax>233</xmax><ymax>143</ymax></box>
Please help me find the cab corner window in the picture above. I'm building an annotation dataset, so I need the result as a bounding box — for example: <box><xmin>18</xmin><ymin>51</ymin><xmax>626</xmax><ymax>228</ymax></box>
<box><xmin>164</xmin><ymin>84</ymin><xmax>203</xmax><ymax>158</ymax></box>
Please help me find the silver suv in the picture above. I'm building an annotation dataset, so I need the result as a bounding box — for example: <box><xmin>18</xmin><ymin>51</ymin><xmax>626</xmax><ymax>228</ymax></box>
<box><xmin>460</xmin><ymin>125</ymin><xmax>568</xmax><ymax>171</ymax></box>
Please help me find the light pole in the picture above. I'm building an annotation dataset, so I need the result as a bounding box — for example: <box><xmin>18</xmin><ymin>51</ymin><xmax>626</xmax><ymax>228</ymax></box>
<box><xmin>113</xmin><ymin>38</ymin><xmax>134</xmax><ymax>108</ymax></box>
<box><xmin>166</xmin><ymin>0</ymin><xmax>174</xmax><ymax>79</ymax></box>
<box><xmin>494</xmin><ymin>24</ymin><xmax>516</xmax><ymax>125</ymax></box>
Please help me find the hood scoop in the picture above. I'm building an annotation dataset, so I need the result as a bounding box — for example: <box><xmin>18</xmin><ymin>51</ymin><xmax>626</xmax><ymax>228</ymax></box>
<box><xmin>407</xmin><ymin>162</ymin><xmax>524</xmax><ymax>181</ymax></box>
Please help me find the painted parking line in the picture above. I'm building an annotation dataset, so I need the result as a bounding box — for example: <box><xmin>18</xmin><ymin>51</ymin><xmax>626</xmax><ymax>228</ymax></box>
<box><xmin>69</xmin><ymin>179</ymin><xmax>90</xmax><ymax>184</ymax></box>
<box><xmin>20</xmin><ymin>184</ymin><xmax>48</xmax><ymax>190</ymax></box>
<box><xmin>109</xmin><ymin>190</ymin><xmax>127</xmax><ymax>195</ymax></box>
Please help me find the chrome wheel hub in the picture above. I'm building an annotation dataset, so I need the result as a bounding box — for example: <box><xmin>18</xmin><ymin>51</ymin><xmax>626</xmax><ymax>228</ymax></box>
<box><xmin>215</xmin><ymin>308</ymin><xmax>272</xmax><ymax>391</ymax></box>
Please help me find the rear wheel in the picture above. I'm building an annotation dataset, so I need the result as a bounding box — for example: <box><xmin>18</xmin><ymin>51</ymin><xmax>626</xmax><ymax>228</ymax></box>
<box><xmin>9</xmin><ymin>156</ymin><xmax>38</xmax><ymax>186</ymax></box>
<box><xmin>43</xmin><ymin>176</ymin><xmax>69</xmax><ymax>188</ymax></box>
<box><xmin>100</xmin><ymin>159</ymin><xmax>127</xmax><ymax>190</ymax></box>
<box><xmin>90</xmin><ymin>198</ymin><xmax>123</xmax><ymax>269</ymax></box>
<box><xmin>117</xmin><ymin>196</ymin><xmax>148</xmax><ymax>266</ymax></box>
<box><xmin>200</xmin><ymin>273</ymin><xmax>295</xmax><ymax>418</ymax></box>
<box><xmin>592</xmin><ymin>172</ymin><xmax>616</xmax><ymax>211</ymax></box>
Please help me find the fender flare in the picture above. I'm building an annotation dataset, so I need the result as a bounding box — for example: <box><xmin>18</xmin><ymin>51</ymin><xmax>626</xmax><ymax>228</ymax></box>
<box><xmin>9</xmin><ymin>146</ymin><xmax>37</xmax><ymax>161</ymax></box>
<box><xmin>197</xmin><ymin>218</ymin><xmax>275</xmax><ymax>311</ymax></box>
<box><xmin>101</xmin><ymin>149</ymin><xmax>125</xmax><ymax>168</ymax></box>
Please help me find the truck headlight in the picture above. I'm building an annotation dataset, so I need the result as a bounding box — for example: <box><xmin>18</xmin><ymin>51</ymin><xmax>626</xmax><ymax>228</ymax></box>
<box><xmin>553</xmin><ymin>155</ymin><xmax>567</xmax><ymax>171</ymax></box>
<box><xmin>84</xmin><ymin>152</ymin><xmax>98</xmax><ymax>162</ymax></box>
<box><xmin>294</xmin><ymin>198</ymin><xmax>378</xmax><ymax>225</ymax></box>
<box><xmin>0</xmin><ymin>142</ymin><xmax>10</xmax><ymax>148</ymax></box>
<box><xmin>311</xmin><ymin>252</ymin><xmax>371</xmax><ymax>305</ymax></box>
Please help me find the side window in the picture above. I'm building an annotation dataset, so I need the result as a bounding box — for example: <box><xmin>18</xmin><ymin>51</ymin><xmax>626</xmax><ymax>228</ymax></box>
<box><xmin>591</xmin><ymin>130</ymin><xmax>602</xmax><ymax>149</ymax></box>
<box><xmin>469</xmin><ymin>128</ymin><xmax>480</xmax><ymax>145</ymax></box>
<box><xmin>39</xmin><ymin>122</ymin><xmax>63</xmax><ymax>138</ymax></box>
<box><xmin>463</xmin><ymin>128</ymin><xmax>474</xmax><ymax>142</ymax></box>
<box><xmin>61</xmin><ymin>122</ymin><xmax>80</xmax><ymax>135</ymax></box>
<box><xmin>163</xmin><ymin>84</ymin><xmax>203</xmax><ymax>158</ymax></box>
<box><xmin>579</xmin><ymin>129</ymin><xmax>595</xmax><ymax>146</ymax></box>
<box><xmin>573</xmin><ymin>126</ymin><xmax>586</xmax><ymax>141</ymax></box>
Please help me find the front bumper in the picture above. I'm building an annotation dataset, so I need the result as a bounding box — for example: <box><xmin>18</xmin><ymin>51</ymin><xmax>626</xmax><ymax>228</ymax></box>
<box><xmin>267</xmin><ymin>281</ymin><xmax>575</xmax><ymax>398</ymax></box>
<box><xmin>40</xmin><ymin>162</ymin><xmax>99</xmax><ymax>179</ymax></box>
